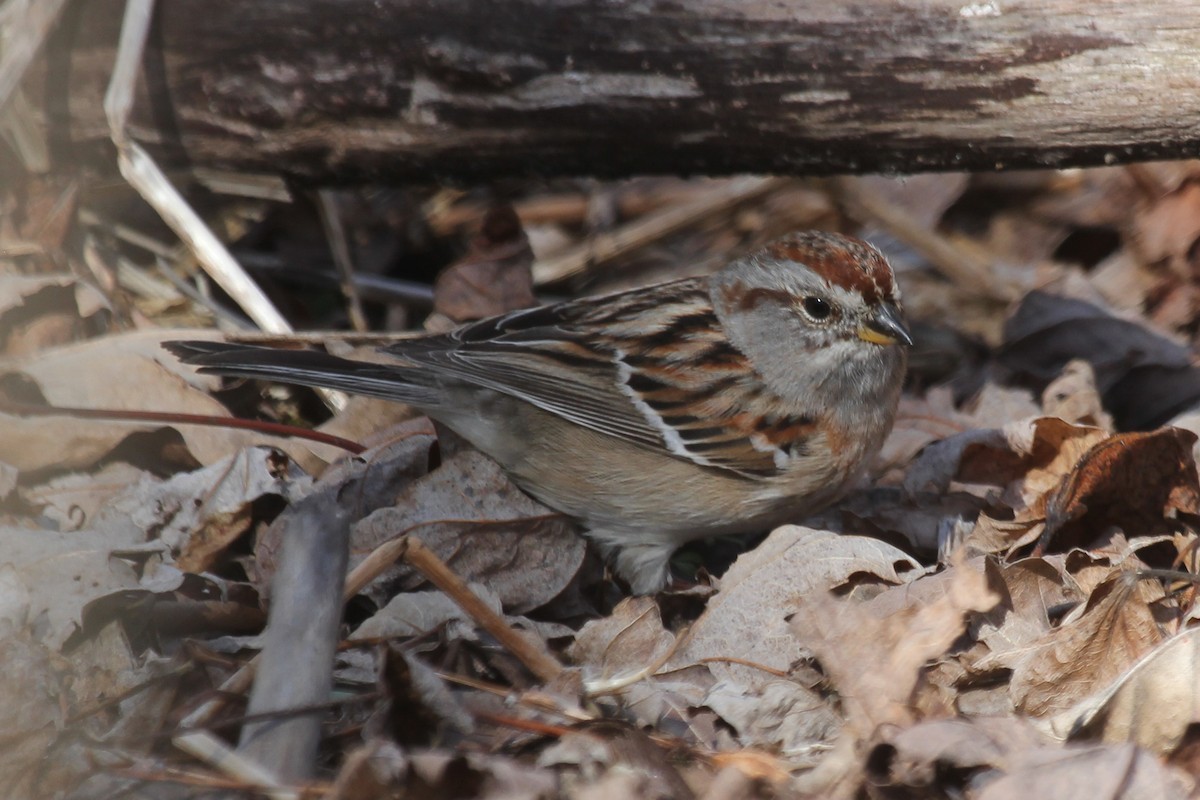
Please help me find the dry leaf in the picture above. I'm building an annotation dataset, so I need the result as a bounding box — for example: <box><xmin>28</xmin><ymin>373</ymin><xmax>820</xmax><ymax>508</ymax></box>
<box><xmin>976</xmin><ymin>742</ymin><xmax>1188</xmax><ymax>800</ymax></box>
<box><xmin>1009</xmin><ymin>571</ymin><xmax>1164</xmax><ymax>718</ymax></box>
<box><xmin>1042</xmin><ymin>359</ymin><xmax>1114</xmax><ymax>429</ymax></box>
<box><xmin>0</xmin><ymin>275</ymin><xmax>108</xmax><ymax>357</ymax></box>
<box><xmin>672</xmin><ymin>526</ymin><xmax>920</xmax><ymax>691</ymax></box>
<box><xmin>958</xmin><ymin>418</ymin><xmax>1110</xmax><ymax>555</ymax></box>
<box><xmin>538</xmin><ymin>720</ymin><xmax>695</xmax><ymax>800</ymax></box>
<box><xmin>701</xmin><ymin>679</ymin><xmax>839</xmax><ymax>763</ymax></box>
<box><xmin>431</xmin><ymin>204</ymin><xmax>535</xmax><ymax>324</ymax></box>
<box><xmin>968</xmin><ymin>557</ymin><xmax>1084</xmax><ymax>675</ymax></box>
<box><xmin>348</xmin><ymin>447</ymin><xmax>584</xmax><ymax>614</ymax></box>
<box><xmin>95</xmin><ymin>446</ymin><xmax>311</xmax><ymax>575</ymax></box>
<box><xmin>0</xmin><ymin>329</ymin><xmax>308</xmax><ymax>472</ymax></box>
<box><xmin>873</xmin><ymin>716</ymin><xmax>1049</xmax><ymax>789</ymax></box>
<box><xmin>254</xmin><ymin>429</ymin><xmax>436</xmax><ymax>588</ymax></box>
<box><xmin>1001</xmin><ymin>291</ymin><xmax>1200</xmax><ymax>430</ymax></box>
<box><xmin>789</xmin><ymin>554</ymin><xmax>999</xmax><ymax>734</ymax></box>
<box><xmin>570</xmin><ymin>596</ymin><xmax>674</xmax><ymax>681</ymax></box>
<box><xmin>0</xmin><ymin>526</ymin><xmax>143</xmax><ymax>650</ymax></box>
<box><xmin>352</xmin><ymin>582</ymin><xmax>571</xmax><ymax>643</ymax></box>
<box><xmin>1056</xmin><ymin>626</ymin><xmax>1200</xmax><ymax>755</ymax></box>
<box><xmin>1037</xmin><ymin>427</ymin><xmax>1199</xmax><ymax>553</ymax></box>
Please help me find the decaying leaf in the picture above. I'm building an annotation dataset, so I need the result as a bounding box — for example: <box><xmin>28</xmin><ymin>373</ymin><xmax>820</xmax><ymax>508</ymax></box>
<box><xmin>975</xmin><ymin>742</ymin><xmax>1188</xmax><ymax>800</ymax></box>
<box><xmin>0</xmin><ymin>274</ymin><xmax>109</xmax><ymax>357</ymax></box>
<box><xmin>701</xmin><ymin>679</ymin><xmax>840</xmax><ymax>765</ymax></box>
<box><xmin>0</xmin><ymin>525</ymin><xmax>143</xmax><ymax>650</ymax></box>
<box><xmin>0</xmin><ymin>329</ymin><xmax>306</xmax><ymax>473</ymax></box>
<box><xmin>954</xmin><ymin>420</ymin><xmax>1197</xmax><ymax>558</ymax></box>
<box><xmin>871</xmin><ymin>716</ymin><xmax>1050</xmax><ymax>790</ymax></box>
<box><xmin>968</xmin><ymin>556</ymin><xmax>1084</xmax><ymax>675</ymax></box>
<box><xmin>570</xmin><ymin>596</ymin><xmax>675</xmax><ymax>682</ymax></box>
<box><xmin>352</xmin><ymin>582</ymin><xmax>572</xmax><ymax>644</ymax></box>
<box><xmin>94</xmin><ymin>445</ymin><xmax>311</xmax><ymax>574</ymax></box>
<box><xmin>330</xmin><ymin>740</ymin><xmax>557</xmax><ymax>800</ymax></box>
<box><xmin>538</xmin><ymin>720</ymin><xmax>695</xmax><ymax>800</ymax></box>
<box><xmin>254</xmin><ymin>428</ymin><xmax>436</xmax><ymax>588</ymax></box>
<box><xmin>375</xmin><ymin>646</ymin><xmax>474</xmax><ymax>745</ymax></box>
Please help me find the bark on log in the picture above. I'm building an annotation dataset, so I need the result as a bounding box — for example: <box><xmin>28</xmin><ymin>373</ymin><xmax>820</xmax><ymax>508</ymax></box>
<box><xmin>42</xmin><ymin>0</ymin><xmax>1200</xmax><ymax>184</ymax></box>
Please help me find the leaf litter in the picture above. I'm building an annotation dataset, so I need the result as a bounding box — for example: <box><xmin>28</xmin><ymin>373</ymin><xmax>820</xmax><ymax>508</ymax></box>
<box><xmin>6</xmin><ymin>132</ymin><xmax>1200</xmax><ymax>799</ymax></box>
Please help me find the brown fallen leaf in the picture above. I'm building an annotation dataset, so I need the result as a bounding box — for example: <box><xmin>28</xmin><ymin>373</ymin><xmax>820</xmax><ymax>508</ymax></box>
<box><xmin>346</xmin><ymin>447</ymin><xmax>584</xmax><ymax>614</ymax></box>
<box><xmin>1009</xmin><ymin>571</ymin><xmax>1164</xmax><ymax>719</ymax></box>
<box><xmin>570</xmin><ymin>596</ymin><xmax>675</xmax><ymax>683</ymax></box>
<box><xmin>975</xmin><ymin>741</ymin><xmax>1188</xmax><ymax>800</ymax></box>
<box><xmin>968</xmin><ymin>556</ymin><xmax>1085</xmax><ymax>675</ymax></box>
<box><xmin>0</xmin><ymin>328</ymin><xmax>310</xmax><ymax>473</ymax></box>
<box><xmin>431</xmin><ymin>204</ymin><xmax>535</xmax><ymax>325</ymax></box>
<box><xmin>330</xmin><ymin>740</ymin><xmax>557</xmax><ymax>800</ymax></box>
<box><xmin>0</xmin><ymin>274</ymin><xmax>109</xmax><ymax>357</ymax></box>
<box><xmin>701</xmin><ymin>679</ymin><xmax>840</xmax><ymax>765</ymax></box>
<box><xmin>1042</xmin><ymin>359</ymin><xmax>1114</xmax><ymax>430</ymax></box>
<box><xmin>375</xmin><ymin>645</ymin><xmax>474</xmax><ymax>745</ymax></box>
<box><xmin>878</xmin><ymin>384</ymin><xmax>1038</xmax><ymax>481</ymax></box>
<box><xmin>254</xmin><ymin>428</ymin><xmax>436</xmax><ymax>589</ymax></box>
<box><xmin>871</xmin><ymin>716</ymin><xmax>1049</xmax><ymax>790</ymax></box>
<box><xmin>954</xmin><ymin>418</ymin><xmax>1108</xmax><ymax>555</ymax></box>
<box><xmin>959</xmin><ymin>416</ymin><xmax>1109</xmax><ymax>506</ymax></box>
<box><xmin>0</xmin><ymin>626</ymin><xmax>76</xmax><ymax>797</ymax></box>
<box><xmin>671</xmin><ymin>526</ymin><xmax>921</xmax><ymax>691</ymax></box>
<box><xmin>1057</xmin><ymin>626</ymin><xmax>1200</xmax><ymax>756</ymax></box>
<box><xmin>788</xmin><ymin>554</ymin><xmax>999</xmax><ymax>735</ymax></box>
<box><xmin>537</xmin><ymin>720</ymin><xmax>696</xmax><ymax>800</ymax></box>
<box><xmin>1036</xmin><ymin>427</ymin><xmax>1199</xmax><ymax>554</ymax></box>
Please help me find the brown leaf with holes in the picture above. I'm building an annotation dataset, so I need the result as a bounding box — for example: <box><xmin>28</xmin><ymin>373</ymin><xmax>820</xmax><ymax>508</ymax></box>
<box><xmin>968</xmin><ymin>557</ymin><xmax>1085</xmax><ymax>675</ymax></box>
<box><xmin>788</xmin><ymin>554</ymin><xmax>999</xmax><ymax>735</ymax></box>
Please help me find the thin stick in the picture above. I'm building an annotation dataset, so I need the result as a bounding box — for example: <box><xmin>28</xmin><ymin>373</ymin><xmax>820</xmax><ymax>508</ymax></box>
<box><xmin>0</xmin><ymin>399</ymin><xmax>366</xmax><ymax>455</ymax></box>
<box><xmin>400</xmin><ymin>537</ymin><xmax>566</xmax><ymax>683</ymax></box>
<box><xmin>835</xmin><ymin>177</ymin><xmax>1017</xmax><ymax>301</ymax></box>
<box><xmin>316</xmin><ymin>190</ymin><xmax>369</xmax><ymax>332</ymax></box>
<box><xmin>102</xmin><ymin>0</ymin><xmax>346</xmax><ymax>412</ymax></box>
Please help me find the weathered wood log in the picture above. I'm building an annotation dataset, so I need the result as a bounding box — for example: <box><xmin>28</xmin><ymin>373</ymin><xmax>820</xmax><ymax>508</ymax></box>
<box><xmin>42</xmin><ymin>0</ymin><xmax>1200</xmax><ymax>184</ymax></box>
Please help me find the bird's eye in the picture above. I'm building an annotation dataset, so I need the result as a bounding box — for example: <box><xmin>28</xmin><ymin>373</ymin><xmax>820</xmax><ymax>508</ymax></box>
<box><xmin>802</xmin><ymin>296</ymin><xmax>833</xmax><ymax>321</ymax></box>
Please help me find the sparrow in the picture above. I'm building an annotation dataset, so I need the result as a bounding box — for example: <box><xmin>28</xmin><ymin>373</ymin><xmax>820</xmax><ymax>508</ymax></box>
<box><xmin>166</xmin><ymin>231</ymin><xmax>911</xmax><ymax>593</ymax></box>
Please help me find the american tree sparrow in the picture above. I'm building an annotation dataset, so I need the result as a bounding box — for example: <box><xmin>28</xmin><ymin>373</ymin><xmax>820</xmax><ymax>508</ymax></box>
<box><xmin>167</xmin><ymin>231</ymin><xmax>910</xmax><ymax>593</ymax></box>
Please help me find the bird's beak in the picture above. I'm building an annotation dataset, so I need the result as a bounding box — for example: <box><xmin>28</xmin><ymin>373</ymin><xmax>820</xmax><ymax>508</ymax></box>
<box><xmin>858</xmin><ymin>302</ymin><xmax>913</xmax><ymax>347</ymax></box>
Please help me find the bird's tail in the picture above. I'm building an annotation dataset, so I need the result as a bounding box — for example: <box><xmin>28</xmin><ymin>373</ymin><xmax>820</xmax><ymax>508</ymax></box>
<box><xmin>164</xmin><ymin>340</ymin><xmax>440</xmax><ymax>406</ymax></box>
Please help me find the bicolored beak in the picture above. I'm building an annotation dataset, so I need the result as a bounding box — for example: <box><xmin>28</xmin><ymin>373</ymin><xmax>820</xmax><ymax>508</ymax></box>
<box><xmin>857</xmin><ymin>302</ymin><xmax>913</xmax><ymax>347</ymax></box>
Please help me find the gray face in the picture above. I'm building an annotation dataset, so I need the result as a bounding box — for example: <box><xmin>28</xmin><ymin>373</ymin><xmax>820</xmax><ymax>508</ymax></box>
<box><xmin>708</xmin><ymin>237</ymin><xmax>909</xmax><ymax>414</ymax></box>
